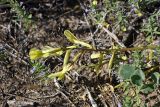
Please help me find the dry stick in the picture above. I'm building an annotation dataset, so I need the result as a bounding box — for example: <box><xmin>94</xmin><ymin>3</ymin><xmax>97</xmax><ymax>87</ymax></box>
<box><xmin>7</xmin><ymin>100</ymin><xmax>35</xmax><ymax>107</ymax></box>
<box><xmin>36</xmin><ymin>92</ymin><xmax>60</xmax><ymax>99</ymax></box>
<box><xmin>4</xmin><ymin>44</ymin><xmax>28</xmax><ymax>65</ymax></box>
<box><xmin>3</xmin><ymin>93</ymin><xmax>40</xmax><ymax>102</ymax></box>
<box><xmin>112</xmin><ymin>93</ymin><xmax>122</xmax><ymax>107</ymax></box>
<box><xmin>53</xmin><ymin>79</ymin><xmax>75</xmax><ymax>107</ymax></box>
<box><xmin>86</xmin><ymin>88</ymin><xmax>98</xmax><ymax>107</ymax></box>
<box><xmin>77</xmin><ymin>0</ymin><xmax>96</xmax><ymax>48</ymax></box>
<box><xmin>63</xmin><ymin>45</ymin><xmax>159</xmax><ymax>53</ymax></box>
<box><xmin>53</xmin><ymin>78</ymin><xmax>61</xmax><ymax>89</ymax></box>
<box><xmin>47</xmin><ymin>45</ymin><xmax>159</xmax><ymax>57</ymax></box>
<box><xmin>57</xmin><ymin>90</ymin><xmax>76</xmax><ymax>107</ymax></box>
<box><xmin>3</xmin><ymin>42</ymin><xmax>28</xmax><ymax>65</ymax></box>
<box><xmin>83</xmin><ymin>13</ymin><xmax>96</xmax><ymax>48</ymax></box>
<box><xmin>98</xmin><ymin>94</ymin><xmax>108</xmax><ymax>107</ymax></box>
<box><xmin>4</xmin><ymin>49</ymin><xmax>28</xmax><ymax>65</ymax></box>
<box><xmin>99</xmin><ymin>24</ymin><xmax>126</xmax><ymax>48</ymax></box>
<box><xmin>54</xmin><ymin>6</ymin><xmax>80</xmax><ymax>20</ymax></box>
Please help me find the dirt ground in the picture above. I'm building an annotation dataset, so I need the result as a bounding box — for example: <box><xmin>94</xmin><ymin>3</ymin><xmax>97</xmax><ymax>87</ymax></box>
<box><xmin>0</xmin><ymin>0</ymin><xmax>160</xmax><ymax>107</ymax></box>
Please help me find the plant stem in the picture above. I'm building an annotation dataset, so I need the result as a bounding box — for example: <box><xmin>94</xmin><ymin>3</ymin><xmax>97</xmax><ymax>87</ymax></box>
<box><xmin>64</xmin><ymin>45</ymin><xmax>159</xmax><ymax>53</ymax></box>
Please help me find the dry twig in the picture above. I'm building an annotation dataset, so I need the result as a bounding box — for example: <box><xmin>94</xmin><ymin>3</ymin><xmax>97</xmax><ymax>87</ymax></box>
<box><xmin>86</xmin><ymin>87</ymin><xmax>98</xmax><ymax>107</ymax></box>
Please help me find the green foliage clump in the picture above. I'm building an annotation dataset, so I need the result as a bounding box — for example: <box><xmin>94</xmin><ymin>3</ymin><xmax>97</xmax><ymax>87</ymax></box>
<box><xmin>28</xmin><ymin>0</ymin><xmax>160</xmax><ymax>106</ymax></box>
<box><xmin>0</xmin><ymin>0</ymin><xmax>32</xmax><ymax>29</ymax></box>
<box><xmin>29</xmin><ymin>29</ymin><xmax>160</xmax><ymax>106</ymax></box>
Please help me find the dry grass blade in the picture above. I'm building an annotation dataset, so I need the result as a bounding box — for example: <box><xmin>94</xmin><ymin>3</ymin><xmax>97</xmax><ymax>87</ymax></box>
<box><xmin>100</xmin><ymin>25</ymin><xmax>126</xmax><ymax>48</ymax></box>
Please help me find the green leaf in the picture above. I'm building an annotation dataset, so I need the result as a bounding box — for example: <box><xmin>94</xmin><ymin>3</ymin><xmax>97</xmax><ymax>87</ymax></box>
<box><xmin>95</xmin><ymin>52</ymin><xmax>103</xmax><ymax>73</ymax></box>
<box><xmin>154</xmin><ymin>31</ymin><xmax>160</xmax><ymax>34</ymax></box>
<box><xmin>62</xmin><ymin>64</ymin><xmax>72</xmax><ymax>73</ymax></box>
<box><xmin>62</xmin><ymin>50</ymin><xmax>72</xmax><ymax>76</ymax></box>
<box><xmin>74</xmin><ymin>40</ymin><xmax>93</xmax><ymax>49</ymax></box>
<box><xmin>64</xmin><ymin>30</ymin><xmax>78</xmax><ymax>43</ymax></box>
<box><xmin>42</xmin><ymin>46</ymin><xmax>58</xmax><ymax>53</ymax></box>
<box><xmin>151</xmin><ymin>72</ymin><xmax>160</xmax><ymax>87</ymax></box>
<box><xmin>28</xmin><ymin>14</ymin><xmax>32</xmax><ymax>19</ymax></box>
<box><xmin>134</xmin><ymin>69</ymin><xmax>145</xmax><ymax>80</ymax></box>
<box><xmin>48</xmin><ymin>64</ymin><xmax>72</xmax><ymax>80</ymax></box>
<box><xmin>47</xmin><ymin>71</ymin><xmax>65</xmax><ymax>80</ymax></box>
<box><xmin>141</xmin><ymin>84</ymin><xmax>155</xmax><ymax>94</ymax></box>
<box><xmin>48</xmin><ymin>49</ymin><xmax>73</xmax><ymax>80</ymax></box>
<box><xmin>64</xmin><ymin>30</ymin><xmax>92</xmax><ymax>49</ymax></box>
<box><xmin>131</xmin><ymin>69</ymin><xmax>145</xmax><ymax>86</ymax></box>
<box><xmin>118</xmin><ymin>64</ymin><xmax>136</xmax><ymax>80</ymax></box>
<box><xmin>42</xmin><ymin>46</ymin><xmax>63</xmax><ymax>56</ymax></box>
<box><xmin>63</xmin><ymin>49</ymin><xmax>71</xmax><ymax>68</ymax></box>
<box><xmin>131</xmin><ymin>75</ymin><xmax>143</xmax><ymax>86</ymax></box>
<box><xmin>108</xmin><ymin>51</ymin><xmax>115</xmax><ymax>69</ymax></box>
<box><xmin>67</xmin><ymin>45</ymin><xmax>78</xmax><ymax>49</ymax></box>
<box><xmin>72</xmin><ymin>51</ymin><xmax>83</xmax><ymax>62</ymax></box>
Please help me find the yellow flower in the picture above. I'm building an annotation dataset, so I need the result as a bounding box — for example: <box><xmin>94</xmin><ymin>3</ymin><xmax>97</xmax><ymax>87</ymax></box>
<box><xmin>29</xmin><ymin>48</ymin><xmax>43</xmax><ymax>60</ymax></box>
<box><xmin>92</xmin><ymin>0</ymin><xmax>98</xmax><ymax>6</ymax></box>
<box><xmin>135</xmin><ymin>9</ymin><xmax>142</xmax><ymax>17</ymax></box>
